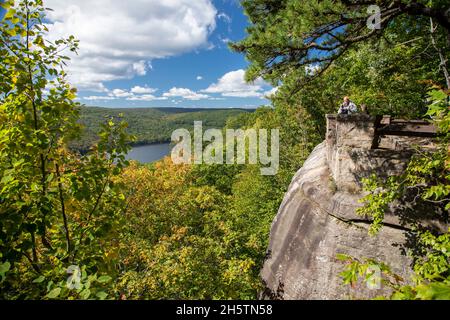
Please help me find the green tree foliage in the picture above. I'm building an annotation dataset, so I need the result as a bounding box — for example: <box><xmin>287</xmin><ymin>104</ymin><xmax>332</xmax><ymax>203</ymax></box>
<box><xmin>233</xmin><ymin>0</ymin><xmax>449</xmax><ymax>124</ymax></box>
<box><xmin>232</xmin><ymin>0</ymin><xmax>449</xmax><ymax>89</ymax></box>
<box><xmin>0</xmin><ymin>0</ymin><xmax>131</xmax><ymax>299</ymax></box>
<box><xmin>75</xmin><ymin>107</ymin><xmax>251</xmax><ymax>152</ymax></box>
<box><xmin>116</xmin><ymin>160</ymin><xmax>262</xmax><ymax>299</ymax></box>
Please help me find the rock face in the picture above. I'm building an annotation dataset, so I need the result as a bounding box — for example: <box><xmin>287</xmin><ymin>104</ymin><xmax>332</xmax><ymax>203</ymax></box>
<box><xmin>325</xmin><ymin>114</ymin><xmax>413</xmax><ymax>192</ymax></box>
<box><xmin>260</xmin><ymin>115</ymin><xmax>443</xmax><ymax>300</ymax></box>
<box><xmin>260</xmin><ymin>142</ymin><xmax>413</xmax><ymax>299</ymax></box>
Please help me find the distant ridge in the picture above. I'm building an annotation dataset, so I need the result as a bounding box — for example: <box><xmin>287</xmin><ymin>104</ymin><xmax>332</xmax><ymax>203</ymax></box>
<box><xmin>84</xmin><ymin>106</ymin><xmax>257</xmax><ymax>113</ymax></box>
<box><xmin>73</xmin><ymin>106</ymin><xmax>253</xmax><ymax>151</ymax></box>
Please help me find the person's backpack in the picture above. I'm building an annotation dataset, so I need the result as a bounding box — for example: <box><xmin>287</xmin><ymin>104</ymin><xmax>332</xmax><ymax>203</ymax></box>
<box><xmin>340</xmin><ymin>104</ymin><xmax>349</xmax><ymax>114</ymax></box>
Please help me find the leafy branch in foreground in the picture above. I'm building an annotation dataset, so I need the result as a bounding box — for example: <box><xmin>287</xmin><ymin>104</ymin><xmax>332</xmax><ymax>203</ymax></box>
<box><xmin>0</xmin><ymin>0</ymin><xmax>132</xmax><ymax>299</ymax></box>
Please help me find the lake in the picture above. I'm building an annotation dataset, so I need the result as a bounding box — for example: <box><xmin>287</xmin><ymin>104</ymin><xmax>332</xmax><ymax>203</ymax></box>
<box><xmin>126</xmin><ymin>143</ymin><xmax>172</xmax><ymax>163</ymax></box>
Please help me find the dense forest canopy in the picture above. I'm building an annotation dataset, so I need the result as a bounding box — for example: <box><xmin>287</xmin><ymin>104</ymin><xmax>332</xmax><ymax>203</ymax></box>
<box><xmin>0</xmin><ymin>0</ymin><xmax>449</xmax><ymax>300</ymax></box>
<box><xmin>74</xmin><ymin>107</ymin><xmax>251</xmax><ymax>151</ymax></box>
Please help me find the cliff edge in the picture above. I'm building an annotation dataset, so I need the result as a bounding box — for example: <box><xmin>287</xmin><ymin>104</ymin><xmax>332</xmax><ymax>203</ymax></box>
<box><xmin>260</xmin><ymin>114</ymin><xmax>442</xmax><ymax>300</ymax></box>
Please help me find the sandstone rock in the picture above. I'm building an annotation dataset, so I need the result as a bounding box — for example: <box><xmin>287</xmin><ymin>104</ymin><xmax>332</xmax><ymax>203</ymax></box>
<box><xmin>260</xmin><ymin>115</ymin><xmax>446</xmax><ymax>299</ymax></box>
<box><xmin>260</xmin><ymin>142</ymin><xmax>414</xmax><ymax>300</ymax></box>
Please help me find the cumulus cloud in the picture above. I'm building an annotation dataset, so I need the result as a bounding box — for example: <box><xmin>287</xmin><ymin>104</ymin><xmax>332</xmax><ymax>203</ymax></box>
<box><xmin>82</xmin><ymin>86</ymin><xmax>162</xmax><ymax>101</ymax></box>
<box><xmin>44</xmin><ymin>0</ymin><xmax>217</xmax><ymax>91</ymax></box>
<box><xmin>80</xmin><ymin>70</ymin><xmax>275</xmax><ymax>102</ymax></box>
<box><xmin>83</xmin><ymin>95</ymin><xmax>116</xmax><ymax>101</ymax></box>
<box><xmin>202</xmin><ymin>69</ymin><xmax>267</xmax><ymax>98</ymax></box>
<box><xmin>163</xmin><ymin>87</ymin><xmax>209</xmax><ymax>100</ymax></box>
<box><xmin>130</xmin><ymin>85</ymin><xmax>158</xmax><ymax>94</ymax></box>
<box><xmin>264</xmin><ymin>87</ymin><xmax>279</xmax><ymax>98</ymax></box>
<box><xmin>110</xmin><ymin>89</ymin><xmax>134</xmax><ymax>98</ymax></box>
<box><xmin>81</xmin><ymin>86</ymin><xmax>210</xmax><ymax>101</ymax></box>
<box><xmin>126</xmin><ymin>95</ymin><xmax>167</xmax><ymax>101</ymax></box>
<box><xmin>196</xmin><ymin>76</ymin><xmax>203</xmax><ymax>80</ymax></box>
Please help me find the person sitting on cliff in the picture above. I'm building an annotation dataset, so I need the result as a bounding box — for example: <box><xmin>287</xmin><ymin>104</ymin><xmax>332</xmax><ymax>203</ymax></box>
<box><xmin>338</xmin><ymin>96</ymin><xmax>358</xmax><ymax>115</ymax></box>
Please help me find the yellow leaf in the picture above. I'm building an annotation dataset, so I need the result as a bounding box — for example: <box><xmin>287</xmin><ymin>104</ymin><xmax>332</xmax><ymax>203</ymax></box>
<box><xmin>4</xmin><ymin>8</ymin><xmax>15</xmax><ymax>20</ymax></box>
<box><xmin>67</xmin><ymin>92</ymin><xmax>77</xmax><ymax>100</ymax></box>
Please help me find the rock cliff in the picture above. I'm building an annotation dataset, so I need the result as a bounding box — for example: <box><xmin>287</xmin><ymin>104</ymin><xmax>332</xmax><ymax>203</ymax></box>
<box><xmin>260</xmin><ymin>114</ymin><xmax>443</xmax><ymax>300</ymax></box>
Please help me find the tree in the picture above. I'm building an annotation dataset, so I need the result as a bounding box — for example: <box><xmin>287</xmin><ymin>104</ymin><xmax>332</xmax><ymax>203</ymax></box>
<box><xmin>232</xmin><ymin>0</ymin><xmax>450</xmax><ymax>92</ymax></box>
<box><xmin>116</xmin><ymin>159</ymin><xmax>262</xmax><ymax>299</ymax></box>
<box><xmin>0</xmin><ymin>0</ymin><xmax>131</xmax><ymax>299</ymax></box>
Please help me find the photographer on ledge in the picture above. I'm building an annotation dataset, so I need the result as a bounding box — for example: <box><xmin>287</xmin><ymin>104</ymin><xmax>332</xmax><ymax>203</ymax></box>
<box><xmin>338</xmin><ymin>96</ymin><xmax>358</xmax><ymax>115</ymax></box>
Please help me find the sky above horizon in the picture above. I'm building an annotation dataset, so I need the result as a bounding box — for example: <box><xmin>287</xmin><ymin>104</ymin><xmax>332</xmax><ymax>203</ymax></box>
<box><xmin>1</xmin><ymin>0</ymin><xmax>276</xmax><ymax>109</ymax></box>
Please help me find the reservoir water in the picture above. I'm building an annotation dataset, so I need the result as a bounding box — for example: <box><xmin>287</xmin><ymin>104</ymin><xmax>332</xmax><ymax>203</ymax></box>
<box><xmin>126</xmin><ymin>143</ymin><xmax>172</xmax><ymax>163</ymax></box>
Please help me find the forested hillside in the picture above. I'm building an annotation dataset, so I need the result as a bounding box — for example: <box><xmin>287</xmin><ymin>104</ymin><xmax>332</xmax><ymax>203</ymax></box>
<box><xmin>0</xmin><ymin>0</ymin><xmax>449</xmax><ymax>300</ymax></box>
<box><xmin>74</xmin><ymin>107</ymin><xmax>251</xmax><ymax>151</ymax></box>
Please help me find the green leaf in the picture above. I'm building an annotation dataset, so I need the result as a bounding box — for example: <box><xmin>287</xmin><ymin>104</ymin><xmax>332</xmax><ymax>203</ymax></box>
<box><xmin>32</xmin><ymin>275</ymin><xmax>45</xmax><ymax>283</ymax></box>
<box><xmin>0</xmin><ymin>2</ymin><xmax>11</xmax><ymax>10</ymax></box>
<box><xmin>1</xmin><ymin>175</ymin><xmax>13</xmax><ymax>184</ymax></box>
<box><xmin>0</xmin><ymin>261</ymin><xmax>11</xmax><ymax>280</ymax></box>
<box><xmin>7</xmin><ymin>28</ymin><xmax>17</xmax><ymax>37</ymax></box>
<box><xmin>96</xmin><ymin>291</ymin><xmax>108</xmax><ymax>300</ymax></box>
<box><xmin>4</xmin><ymin>8</ymin><xmax>15</xmax><ymax>20</ymax></box>
<box><xmin>80</xmin><ymin>288</ymin><xmax>91</xmax><ymax>299</ymax></box>
<box><xmin>46</xmin><ymin>288</ymin><xmax>61</xmax><ymax>299</ymax></box>
<box><xmin>416</xmin><ymin>282</ymin><xmax>450</xmax><ymax>300</ymax></box>
<box><xmin>97</xmin><ymin>275</ymin><xmax>112</xmax><ymax>283</ymax></box>
<box><xmin>336</xmin><ymin>253</ymin><xmax>351</xmax><ymax>261</ymax></box>
<box><xmin>429</xmin><ymin>90</ymin><xmax>447</xmax><ymax>102</ymax></box>
<box><xmin>0</xmin><ymin>261</ymin><xmax>10</xmax><ymax>273</ymax></box>
<box><xmin>13</xmin><ymin>159</ymin><xmax>25</xmax><ymax>168</ymax></box>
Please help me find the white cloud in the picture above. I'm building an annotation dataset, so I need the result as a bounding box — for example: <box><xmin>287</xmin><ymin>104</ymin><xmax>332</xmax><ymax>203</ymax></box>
<box><xmin>126</xmin><ymin>94</ymin><xmax>167</xmax><ymax>101</ymax></box>
<box><xmin>202</xmin><ymin>69</ymin><xmax>266</xmax><ymax>98</ymax></box>
<box><xmin>131</xmin><ymin>85</ymin><xmax>157</xmax><ymax>94</ymax></box>
<box><xmin>110</xmin><ymin>89</ymin><xmax>133</xmax><ymax>98</ymax></box>
<box><xmin>81</xmin><ymin>85</ymin><xmax>210</xmax><ymax>101</ymax></box>
<box><xmin>219</xmin><ymin>36</ymin><xmax>231</xmax><ymax>44</ymax></box>
<box><xmin>83</xmin><ymin>86</ymin><xmax>162</xmax><ymax>101</ymax></box>
<box><xmin>83</xmin><ymin>95</ymin><xmax>116</xmax><ymax>101</ymax></box>
<box><xmin>217</xmin><ymin>12</ymin><xmax>231</xmax><ymax>24</ymax></box>
<box><xmin>196</xmin><ymin>76</ymin><xmax>203</xmax><ymax>80</ymax></box>
<box><xmin>80</xmin><ymin>72</ymin><xmax>274</xmax><ymax>102</ymax></box>
<box><xmin>44</xmin><ymin>0</ymin><xmax>217</xmax><ymax>90</ymax></box>
<box><xmin>132</xmin><ymin>61</ymin><xmax>148</xmax><ymax>76</ymax></box>
<box><xmin>163</xmin><ymin>87</ymin><xmax>209</xmax><ymax>100</ymax></box>
<box><xmin>264</xmin><ymin>87</ymin><xmax>279</xmax><ymax>98</ymax></box>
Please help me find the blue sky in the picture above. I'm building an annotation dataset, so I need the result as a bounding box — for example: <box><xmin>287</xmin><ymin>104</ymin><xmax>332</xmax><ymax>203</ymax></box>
<box><xmin>1</xmin><ymin>0</ymin><xmax>275</xmax><ymax>109</ymax></box>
